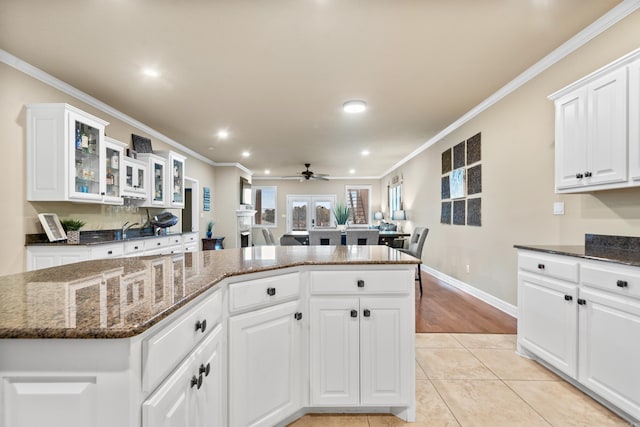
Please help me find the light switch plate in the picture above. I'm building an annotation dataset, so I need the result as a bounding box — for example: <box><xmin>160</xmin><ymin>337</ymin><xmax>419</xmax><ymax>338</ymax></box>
<box><xmin>553</xmin><ymin>202</ymin><xmax>565</xmax><ymax>215</ymax></box>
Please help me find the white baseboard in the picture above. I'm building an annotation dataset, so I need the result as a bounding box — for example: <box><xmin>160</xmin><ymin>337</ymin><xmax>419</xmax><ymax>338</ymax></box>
<box><xmin>420</xmin><ymin>265</ymin><xmax>518</xmax><ymax>319</ymax></box>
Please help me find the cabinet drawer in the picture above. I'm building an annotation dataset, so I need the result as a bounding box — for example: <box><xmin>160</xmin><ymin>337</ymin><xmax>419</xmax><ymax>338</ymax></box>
<box><xmin>90</xmin><ymin>243</ymin><xmax>124</xmax><ymax>260</ymax></box>
<box><xmin>167</xmin><ymin>235</ymin><xmax>182</xmax><ymax>246</ymax></box>
<box><xmin>581</xmin><ymin>260</ymin><xmax>640</xmax><ymax>300</ymax></box>
<box><xmin>310</xmin><ymin>270</ymin><xmax>412</xmax><ymax>294</ymax></box>
<box><xmin>142</xmin><ymin>289</ymin><xmax>222</xmax><ymax>393</ymax></box>
<box><xmin>144</xmin><ymin>237</ymin><xmax>170</xmax><ymax>251</ymax></box>
<box><xmin>182</xmin><ymin>233</ymin><xmax>198</xmax><ymax>245</ymax></box>
<box><xmin>124</xmin><ymin>240</ymin><xmax>144</xmax><ymax>255</ymax></box>
<box><xmin>518</xmin><ymin>252</ymin><xmax>579</xmax><ymax>283</ymax></box>
<box><xmin>229</xmin><ymin>273</ymin><xmax>300</xmax><ymax>313</ymax></box>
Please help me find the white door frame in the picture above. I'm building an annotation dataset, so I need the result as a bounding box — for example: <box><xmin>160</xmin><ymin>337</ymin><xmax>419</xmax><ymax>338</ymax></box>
<box><xmin>185</xmin><ymin>176</ymin><xmax>199</xmax><ymax>232</ymax></box>
<box><xmin>286</xmin><ymin>194</ymin><xmax>337</xmax><ymax>232</ymax></box>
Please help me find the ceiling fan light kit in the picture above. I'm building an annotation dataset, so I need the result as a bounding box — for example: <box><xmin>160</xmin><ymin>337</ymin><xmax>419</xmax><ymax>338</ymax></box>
<box><xmin>297</xmin><ymin>163</ymin><xmax>329</xmax><ymax>181</ymax></box>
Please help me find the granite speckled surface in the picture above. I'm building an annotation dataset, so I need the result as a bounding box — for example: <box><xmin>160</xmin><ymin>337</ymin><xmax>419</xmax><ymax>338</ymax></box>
<box><xmin>515</xmin><ymin>234</ymin><xmax>640</xmax><ymax>267</ymax></box>
<box><xmin>0</xmin><ymin>246</ymin><xmax>418</xmax><ymax>339</ymax></box>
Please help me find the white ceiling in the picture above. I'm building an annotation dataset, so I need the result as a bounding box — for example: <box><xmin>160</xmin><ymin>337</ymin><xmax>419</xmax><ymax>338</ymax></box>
<box><xmin>0</xmin><ymin>0</ymin><xmax>623</xmax><ymax>179</ymax></box>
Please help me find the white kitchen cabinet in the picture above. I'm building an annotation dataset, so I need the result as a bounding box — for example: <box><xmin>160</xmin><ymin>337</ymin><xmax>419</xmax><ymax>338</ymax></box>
<box><xmin>156</xmin><ymin>151</ymin><xmax>186</xmax><ymax>208</ymax></box>
<box><xmin>309</xmin><ymin>269</ymin><xmax>414</xmax><ymax>410</ymax></box>
<box><xmin>517</xmin><ymin>250</ymin><xmax>640</xmax><ymax>422</ymax></box>
<box><xmin>103</xmin><ymin>137</ymin><xmax>126</xmax><ymax>204</ymax></box>
<box><xmin>26</xmin><ymin>245</ymin><xmax>90</xmax><ymax>271</ymax></box>
<box><xmin>138</xmin><ymin>153</ymin><xmax>167</xmax><ymax>207</ymax></box>
<box><xmin>553</xmin><ymin>67</ymin><xmax>628</xmax><ymax>191</ymax></box>
<box><xmin>629</xmin><ymin>57</ymin><xmax>640</xmax><ymax>180</ymax></box>
<box><xmin>26</xmin><ymin>103</ymin><xmax>110</xmax><ymax>203</ymax></box>
<box><xmin>143</xmin><ymin>324</ymin><xmax>224</xmax><ymax>427</ymax></box>
<box><xmin>229</xmin><ymin>299</ymin><xmax>302</xmax><ymax>427</ymax></box>
<box><xmin>122</xmin><ymin>156</ymin><xmax>148</xmax><ymax>200</ymax></box>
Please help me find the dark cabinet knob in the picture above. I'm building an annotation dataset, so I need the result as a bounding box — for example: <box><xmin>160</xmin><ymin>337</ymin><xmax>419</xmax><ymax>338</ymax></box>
<box><xmin>357</xmin><ymin>279</ymin><xmax>365</xmax><ymax>288</ymax></box>
<box><xmin>363</xmin><ymin>309</ymin><xmax>371</xmax><ymax>317</ymax></box>
<box><xmin>616</xmin><ymin>280</ymin><xmax>628</xmax><ymax>288</ymax></box>
<box><xmin>134</xmin><ymin>246</ymin><xmax>139</xmax><ymax>250</ymax></box>
<box><xmin>585</xmin><ymin>171</ymin><xmax>592</xmax><ymax>177</ymax></box>
<box><xmin>101</xmin><ymin>192</ymin><xmax>105</xmax><ymax>196</ymax></box>
<box><xmin>190</xmin><ymin>374</ymin><xmax>202</xmax><ymax>389</ymax></box>
<box><xmin>195</xmin><ymin>319</ymin><xmax>207</xmax><ymax>333</ymax></box>
<box><xmin>577</xmin><ymin>298</ymin><xmax>587</xmax><ymax>305</ymax></box>
<box><xmin>576</xmin><ymin>173</ymin><xmax>584</xmax><ymax>179</ymax></box>
<box><xmin>199</xmin><ymin>363</ymin><xmax>211</xmax><ymax>377</ymax></box>
<box><xmin>350</xmin><ymin>309</ymin><xmax>358</xmax><ymax>318</ymax></box>
<box><xmin>266</xmin><ymin>287</ymin><xmax>276</xmax><ymax>296</ymax></box>
<box><xmin>564</xmin><ymin>295</ymin><xmax>573</xmax><ymax>301</ymax></box>
<box><xmin>294</xmin><ymin>312</ymin><xmax>303</xmax><ymax>320</ymax></box>
<box><xmin>537</xmin><ymin>264</ymin><xmax>545</xmax><ymax>270</ymax></box>
<box><xmin>107</xmin><ymin>250</ymin><xmax>113</xmax><ymax>255</ymax></box>
<box><xmin>157</xmin><ymin>242</ymin><xmax>161</xmax><ymax>246</ymax></box>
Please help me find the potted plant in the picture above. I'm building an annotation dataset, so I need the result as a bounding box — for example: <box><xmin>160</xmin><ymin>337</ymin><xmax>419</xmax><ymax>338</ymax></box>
<box><xmin>206</xmin><ymin>220</ymin><xmax>215</xmax><ymax>239</ymax></box>
<box><xmin>60</xmin><ymin>219</ymin><xmax>86</xmax><ymax>245</ymax></box>
<box><xmin>332</xmin><ymin>203</ymin><xmax>350</xmax><ymax>231</ymax></box>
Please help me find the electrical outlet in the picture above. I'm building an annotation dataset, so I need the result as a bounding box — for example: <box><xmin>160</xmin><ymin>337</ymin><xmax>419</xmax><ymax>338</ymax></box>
<box><xmin>553</xmin><ymin>202</ymin><xmax>565</xmax><ymax>215</ymax></box>
<box><xmin>466</xmin><ymin>264</ymin><xmax>470</xmax><ymax>273</ymax></box>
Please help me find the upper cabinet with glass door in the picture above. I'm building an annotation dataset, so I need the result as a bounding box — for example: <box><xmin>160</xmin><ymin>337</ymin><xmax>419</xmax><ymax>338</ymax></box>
<box><xmin>103</xmin><ymin>137</ymin><xmax>126</xmax><ymax>204</ymax></box>
<box><xmin>122</xmin><ymin>156</ymin><xmax>148</xmax><ymax>200</ymax></box>
<box><xmin>156</xmin><ymin>151</ymin><xmax>186</xmax><ymax>208</ymax></box>
<box><xmin>138</xmin><ymin>153</ymin><xmax>166</xmax><ymax>207</ymax></box>
<box><xmin>26</xmin><ymin>103</ymin><xmax>110</xmax><ymax>203</ymax></box>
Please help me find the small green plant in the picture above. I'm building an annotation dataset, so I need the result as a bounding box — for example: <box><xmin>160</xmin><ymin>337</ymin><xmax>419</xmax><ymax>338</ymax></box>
<box><xmin>207</xmin><ymin>221</ymin><xmax>215</xmax><ymax>232</ymax></box>
<box><xmin>60</xmin><ymin>219</ymin><xmax>86</xmax><ymax>231</ymax></box>
<box><xmin>332</xmin><ymin>203</ymin><xmax>350</xmax><ymax>225</ymax></box>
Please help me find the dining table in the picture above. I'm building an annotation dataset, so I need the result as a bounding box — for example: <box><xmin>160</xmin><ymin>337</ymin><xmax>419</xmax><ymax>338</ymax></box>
<box><xmin>280</xmin><ymin>229</ymin><xmax>409</xmax><ymax>247</ymax></box>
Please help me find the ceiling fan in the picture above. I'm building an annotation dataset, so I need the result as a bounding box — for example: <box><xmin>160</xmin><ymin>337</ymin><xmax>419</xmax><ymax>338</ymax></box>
<box><xmin>293</xmin><ymin>163</ymin><xmax>329</xmax><ymax>181</ymax></box>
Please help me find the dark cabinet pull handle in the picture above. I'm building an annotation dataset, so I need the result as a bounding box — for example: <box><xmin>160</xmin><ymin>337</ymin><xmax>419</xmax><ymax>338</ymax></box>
<box><xmin>585</xmin><ymin>171</ymin><xmax>592</xmax><ymax>177</ymax></box>
<box><xmin>190</xmin><ymin>374</ymin><xmax>202</xmax><ymax>389</ymax></box>
<box><xmin>537</xmin><ymin>264</ymin><xmax>545</xmax><ymax>270</ymax></box>
<box><xmin>357</xmin><ymin>279</ymin><xmax>365</xmax><ymax>288</ymax></box>
<box><xmin>101</xmin><ymin>192</ymin><xmax>105</xmax><ymax>196</ymax></box>
<box><xmin>576</xmin><ymin>173</ymin><xmax>584</xmax><ymax>179</ymax></box>
<box><xmin>266</xmin><ymin>287</ymin><xmax>276</xmax><ymax>296</ymax></box>
<box><xmin>577</xmin><ymin>298</ymin><xmax>587</xmax><ymax>305</ymax></box>
<box><xmin>108</xmin><ymin>250</ymin><xmax>113</xmax><ymax>255</ymax></box>
<box><xmin>294</xmin><ymin>312</ymin><xmax>303</xmax><ymax>320</ymax></box>
<box><xmin>199</xmin><ymin>363</ymin><xmax>211</xmax><ymax>377</ymax></box>
<box><xmin>134</xmin><ymin>246</ymin><xmax>139</xmax><ymax>250</ymax></box>
<box><xmin>195</xmin><ymin>319</ymin><xmax>207</xmax><ymax>333</ymax></box>
<box><xmin>363</xmin><ymin>309</ymin><xmax>371</xmax><ymax>317</ymax></box>
<box><xmin>616</xmin><ymin>280</ymin><xmax>628</xmax><ymax>288</ymax></box>
<box><xmin>564</xmin><ymin>295</ymin><xmax>573</xmax><ymax>301</ymax></box>
<box><xmin>350</xmin><ymin>309</ymin><xmax>358</xmax><ymax>318</ymax></box>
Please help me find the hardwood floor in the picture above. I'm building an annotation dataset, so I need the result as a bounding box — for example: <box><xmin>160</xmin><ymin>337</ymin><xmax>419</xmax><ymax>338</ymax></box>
<box><xmin>415</xmin><ymin>270</ymin><xmax>517</xmax><ymax>333</ymax></box>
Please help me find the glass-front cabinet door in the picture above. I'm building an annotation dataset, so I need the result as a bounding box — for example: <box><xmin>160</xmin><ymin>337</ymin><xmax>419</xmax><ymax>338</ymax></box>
<box><xmin>151</xmin><ymin>158</ymin><xmax>165</xmax><ymax>206</ymax></box>
<box><xmin>122</xmin><ymin>157</ymin><xmax>148</xmax><ymax>199</ymax></box>
<box><xmin>169</xmin><ymin>153</ymin><xmax>185</xmax><ymax>208</ymax></box>
<box><xmin>69</xmin><ymin>110</ymin><xmax>105</xmax><ymax>202</ymax></box>
<box><xmin>103</xmin><ymin>137</ymin><xmax>126</xmax><ymax>205</ymax></box>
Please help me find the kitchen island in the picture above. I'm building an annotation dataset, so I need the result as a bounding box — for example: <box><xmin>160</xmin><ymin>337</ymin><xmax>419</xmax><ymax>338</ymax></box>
<box><xmin>0</xmin><ymin>245</ymin><xmax>419</xmax><ymax>427</ymax></box>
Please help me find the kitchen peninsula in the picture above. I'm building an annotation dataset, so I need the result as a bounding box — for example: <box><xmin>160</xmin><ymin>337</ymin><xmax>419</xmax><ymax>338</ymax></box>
<box><xmin>0</xmin><ymin>246</ymin><xmax>419</xmax><ymax>427</ymax></box>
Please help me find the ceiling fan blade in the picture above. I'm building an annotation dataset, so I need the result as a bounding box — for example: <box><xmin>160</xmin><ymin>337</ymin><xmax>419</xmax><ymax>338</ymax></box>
<box><xmin>311</xmin><ymin>175</ymin><xmax>329</xmax><ymax>181</ymax></box>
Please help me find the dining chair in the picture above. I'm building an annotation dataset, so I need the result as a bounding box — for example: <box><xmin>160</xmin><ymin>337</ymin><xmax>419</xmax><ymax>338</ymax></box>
<box><xmin>346</xmin><ymin>229</ymin><xmax>379</xmax><ymax>245</ymax></box>
<box><xmin>397</xmin><ymin>227</ymin><xmax>429</xmax><ymax>296</ymax></box>
<box><xmin>309</xmin><ymin>229</ymin><xmax>342</xmax><ymax>245</ymax></box>
<box><xmin>262</xmin><ymin>228</ymin><xmax>276</xmax><ymax>245</ymax></box>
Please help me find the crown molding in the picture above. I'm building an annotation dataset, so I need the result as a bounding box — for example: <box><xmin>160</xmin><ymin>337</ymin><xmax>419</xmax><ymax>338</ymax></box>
<box><xmin>214</xmin><ymin>162</ymin><xmax>254</xmax><ymax>176</ymax></box>
<box><xmin>381</xmin><ymin>0</ymin><xmax>640</xmax><ymax>178</ymax></box>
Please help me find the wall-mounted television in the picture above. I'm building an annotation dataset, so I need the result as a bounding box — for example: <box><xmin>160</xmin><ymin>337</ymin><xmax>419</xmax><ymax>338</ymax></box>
<box><xmin>240</xmin><ymin>177</ymin><xmax>252</xmax><ymax>205</ymax></box>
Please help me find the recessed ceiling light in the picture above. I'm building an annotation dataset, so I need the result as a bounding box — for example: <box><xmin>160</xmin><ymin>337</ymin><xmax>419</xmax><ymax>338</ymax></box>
<box><xmin>349</xmin><ymin>169</ymin><xmax>356</xmax><ymax>174</ymax></box>
<box><xmin>264</xmin><ymin>169</ymin><xmax>271</xmax><ymax>175</ymax></box>
<box><xmin>142</xmin><ymin>68</ymin><xmax>160</xmax><ymax>78</ymax></box>
<box><xmin>361</xmin><ymin>149</ymin><xmax>370</xmax><ymax>156</ymax></box>
<box><xmin>343</xmin><ymin>100</ymin><xmax>367</xmax><ymax>114</ymax></box>
<box><xmin>217</xmin><ymin>129</ymin><xmax>229</xmax><ymax>140</ymax></box>
<box><xmin>242</xmin><ymin>151</ymin><xmax>250</xmax><ymax>158</ymax></box>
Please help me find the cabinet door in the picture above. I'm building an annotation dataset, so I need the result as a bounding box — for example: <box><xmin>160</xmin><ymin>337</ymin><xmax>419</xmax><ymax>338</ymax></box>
<box><xmin>229</xmin><ymin>300</ymin><xmax>302</xmax><ymax>427</ymax></box>
<box><xmin>103</xmin><ymin>140</ymin><xmax>124</xmax><ymax>204</ymax></box>
<box><xmin>578</xmin><ymin>288</ymin><xmax>640</xmax><ymax>420</ymax></box>
<box><xmin>169</xmin><ymin>154</ymin><xmax>185</xmax><ymax>208</ymax></box>
<box><xmin>586</xmin><ymin>67</ymin><xmax>628</xmax><ymax>186</ymax></box>
<box><xmin>554</xmin><ymin>88</ymin><xmax>587</xmax><ymax>190</ymax></box>
<box><xmin>142</xmin><ymin>354</ymin><xmax>193</xmax><ymax>427</ymax></box>
<box><xmin>629</xmin><ymin>58</ymin><xmax>640</xmax><ymax>180</ymax></box>
<box><xmin>68</xmin><ymin>110</ymin><xmax>104</xmax><ymax>202</ymax></box>
<box><xmin>360</xmin><ymin>297</ymin><xmax>411</xmax><ymax>406</ymax></box>
<box><xmin>517</xmin><ymin>272</ymin><xmax>578</xmax><ymax>377</ymax></box>
<box><xmin>150</xmin><ymin>157</ymin><xmax>166</xmax><ymax>206</ymax></box>
<box><xmin>193</xmin><ymin>324</ymin><xmax>224</xmax><ymax>427</ymax></box>
<box><xmin>310</xmin><ymin>297</ymin><xmax>359</xmax><ymax>406</ymax></box>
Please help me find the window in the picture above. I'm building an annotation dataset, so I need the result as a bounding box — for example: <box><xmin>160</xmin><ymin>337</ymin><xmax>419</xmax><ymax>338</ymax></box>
<box><xmin>286</xmin><ymin>195</ymin><xmax>337</xmax><ymax>232</ymax></box>
<box><xmin>252</xmin><ymin>186</ymin><xmax>277</xmax><ymax>227</ymax></box>
<box><xmin>388</xmin><ymin>177</ymin><xmax>402</xmax><ymax>215</ymax></box>
<box><xmin>345</xmin><ymin>185</ymin><xmax>372</xmax><ymax>225</ymax></box>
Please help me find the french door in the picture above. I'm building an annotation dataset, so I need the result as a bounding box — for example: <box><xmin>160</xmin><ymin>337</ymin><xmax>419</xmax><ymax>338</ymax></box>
<box><xmin>286</xmin><ymin>195</ymin><xmax>337</xmax><ymax>232</ymax></box>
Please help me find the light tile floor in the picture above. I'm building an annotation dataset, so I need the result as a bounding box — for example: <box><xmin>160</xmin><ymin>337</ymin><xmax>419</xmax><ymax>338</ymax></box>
<box><xmin>288</xmin><ymin>333</ymin><xmax>631</xmax><ymax>427</ymax></box>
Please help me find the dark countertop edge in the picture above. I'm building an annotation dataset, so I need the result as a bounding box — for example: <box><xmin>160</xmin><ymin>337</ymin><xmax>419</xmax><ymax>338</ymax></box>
<box><xmin>514</xmin><ymin>244</ymin><xmax>640</xmax><ymax>268</ymax></box>
<box><xmin>0</xmin><ymin>256</ymin><xmax>419</xmax><ymax>339</ymax></box>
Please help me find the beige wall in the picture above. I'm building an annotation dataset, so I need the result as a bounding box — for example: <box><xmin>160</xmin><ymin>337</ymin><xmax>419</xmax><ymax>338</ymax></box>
<box><xmin>0</xmin><ymin>62</ymin><xmax>216</xmax><ymax>276</ymax></box>
<box><xmin>252</xmin><ymin>179</ymin><xmax>381</xmax><ymax>245</ymax></box>
<box><xmin>214</xmin><ymin>166</ymin><xmax>252</xmax><ymax>248</ymax></box>
<box><xmin>381</xmin><ymin>10</ymin><xmax>640</xmax><ymax>306</ymax></box>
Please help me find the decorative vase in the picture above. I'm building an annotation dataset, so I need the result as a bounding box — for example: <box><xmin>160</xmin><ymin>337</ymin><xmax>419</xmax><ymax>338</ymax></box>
<box><xmin>67</xmin><ymin>230</ymin><xmax>80</xmax><ymax>245</ymax></box>
<box><xmin>337</xmin><ymin>224</ymin><xmax>347</xmax><ymax>232</ymax></box>
<box><xmin>206</xmin><ymin>230</ymin><xmax>213</xmax><ymax>239</ymax></box>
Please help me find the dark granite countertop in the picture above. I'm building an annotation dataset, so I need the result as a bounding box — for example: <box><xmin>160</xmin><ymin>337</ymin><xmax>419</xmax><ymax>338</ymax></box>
<box><xmin>515</xmin><ymin>234</ymin><xmax>640</xmax><ymax>267</ymax></box>
<box><xmin>0</xmin><ymin>246</ymin><xmax>419</xmax><ymax>339</ymax></box>
<box><xmin>25</xmin><ymin>230</ymin><xmax>188</xmax><ymax>246</ymax></box>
